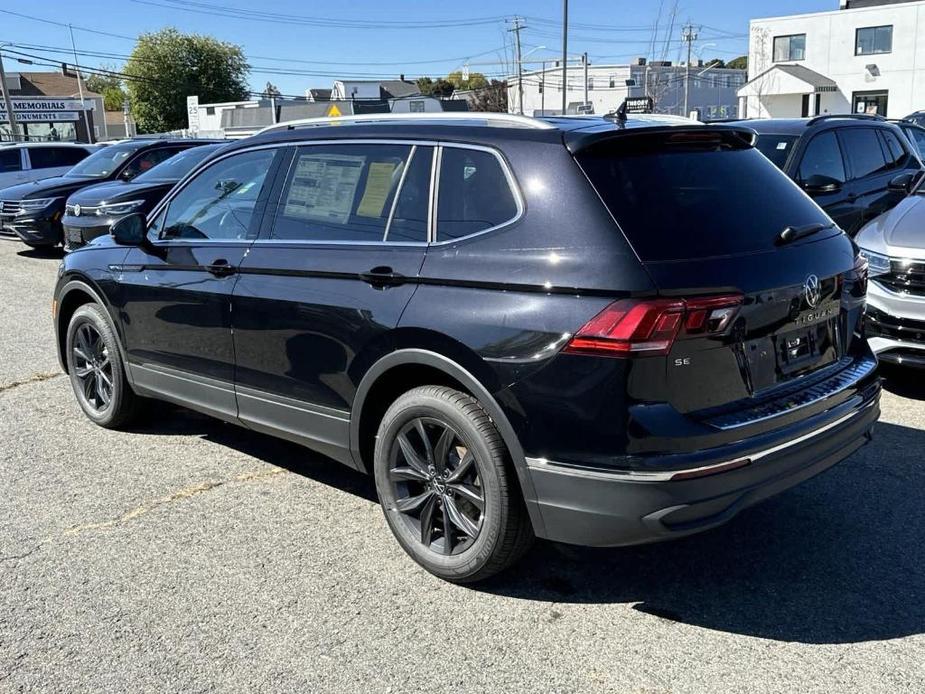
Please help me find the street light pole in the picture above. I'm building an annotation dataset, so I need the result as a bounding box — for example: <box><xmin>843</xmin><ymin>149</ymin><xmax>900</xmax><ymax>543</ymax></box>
<box><xmin>0</xmin><ymin>46</ymin><xmax>22</xmax><ymax>142</ymax></box>
<box><xmin>561</xmin><ymin>0</ymin><xmax>568</xmax><ymax>114</ymax></box>
<box><xmin>68</xmin><ymin>24</ymin><xmax>91</xmax><ymax>143</ymax></box>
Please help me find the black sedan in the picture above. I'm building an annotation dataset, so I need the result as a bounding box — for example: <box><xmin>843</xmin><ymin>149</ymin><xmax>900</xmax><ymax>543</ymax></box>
<box><xmin>0</xmin><ymin>139</ymin><xmax>216</xmax><ymax>248</ymax></box>
<box><xmin>63</xmin><ymin>143</ymin><xmax>225</xmax><ymax>251</ymax></box>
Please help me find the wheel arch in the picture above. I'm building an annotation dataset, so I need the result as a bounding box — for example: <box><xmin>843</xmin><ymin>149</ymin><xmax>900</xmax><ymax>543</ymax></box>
<box><xmin>350</xmin><ymin>348</ymin><xmax>545</xmax><ymax>535</ymax></box>
<box><xmin>55</xmin><ymin>277</ymin><xmax>130</xmax><ymax>382</ymax></box>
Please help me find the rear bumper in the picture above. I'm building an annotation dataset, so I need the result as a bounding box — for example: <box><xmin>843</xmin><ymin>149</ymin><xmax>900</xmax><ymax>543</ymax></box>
<box><xmin>524</xmin><ymin>380</ymin><xmax>880</xmax><ymax>546</ymax></box>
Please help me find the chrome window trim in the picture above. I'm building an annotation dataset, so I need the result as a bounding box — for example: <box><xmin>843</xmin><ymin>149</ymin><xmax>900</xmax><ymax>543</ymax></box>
<box><xmin>427</xmin><ymin>146</ymin><xmax>440</xmax><ymax>243</ymax></box>
<box><xmin>431</xmin><ymin>141</ymin><xmax>525</xmax><ymax>247</ymax></box>
<box><xmin>146</xmin><ymin>138</ymin><xmax>525</xmax><ymax>248</ymax></box>
<box><xmin>382</xmin><ymin>144</ymin><xmax>416</xmax><ymax>242</ymax></box>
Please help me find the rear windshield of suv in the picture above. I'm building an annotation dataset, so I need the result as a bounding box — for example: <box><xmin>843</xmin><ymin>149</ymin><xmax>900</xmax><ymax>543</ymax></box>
<box><xmin>577</xmin><ymin>132</ymin><xmax>832</xmax><ymax>262</ymax></box>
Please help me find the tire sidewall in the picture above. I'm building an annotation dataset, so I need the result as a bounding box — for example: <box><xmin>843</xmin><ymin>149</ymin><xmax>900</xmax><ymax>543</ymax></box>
<box><xmin>65</xmin><ymin>304</ymin><xmax>128</xmax><ymax>427</ymax></box>
<box><xmin>374</xmin><ymin>391</ymin><xmax>507</xmax><ymax>579</ymax></box>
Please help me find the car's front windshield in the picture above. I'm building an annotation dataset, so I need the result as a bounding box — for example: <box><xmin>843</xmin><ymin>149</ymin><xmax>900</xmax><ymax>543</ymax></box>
<box><xmin>134</xmin><ymin>145</ymin><xmax>222</xmax><ymax>183</ymax></box>
<box><xmin>66</xmin><ymin>144</ymin><xmax>142</xmax><ymax>178</ymax></box>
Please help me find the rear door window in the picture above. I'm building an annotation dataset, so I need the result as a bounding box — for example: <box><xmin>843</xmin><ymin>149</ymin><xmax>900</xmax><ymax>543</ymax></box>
<box><xmin>576</xmin><ymin>131</ymin><xmax>832</xmax><ymax>262</ymax></box>
<box><xmin>797</xmin><ymin>131</ymin><xmax>846</xmax><ymax>184</ymax></box>
<box><xmin>878</xmin><ymin>129</ymin><xmax>907</xmax><ymax>169</ymax></box>
<box><xmin>0</xmin><ymin>149</ymin><xmax>21</xmax><ymax>173</ymax></box>
<box><xmin>27</xmin><ymin>146</ymin><xmax>87</xmax><ymax>169</ymax></box>
<box><xmin>269</xmin><ymin>143</ymin><xmax>429</xmax><ymax>243</ymax></box>
<box><xmin>436</xmin><ymin>147</ymin><xmax>518</xmax><ymax>241</ymax></box>
<box><xmin>839</xmin><ymin>128</ymin><xmax>890</xmax><ymax>179</ymax></box>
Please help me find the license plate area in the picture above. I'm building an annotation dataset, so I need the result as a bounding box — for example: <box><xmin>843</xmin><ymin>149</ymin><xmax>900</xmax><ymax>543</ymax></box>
<box><xmin>777</xmin><ymin>318</ymin><xmax>837</xmax><ymax>375</ymax></box>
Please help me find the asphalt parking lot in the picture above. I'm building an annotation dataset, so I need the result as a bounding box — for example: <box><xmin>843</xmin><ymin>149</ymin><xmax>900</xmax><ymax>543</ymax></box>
<box><xmin>0</xmin><ymin>239</ymin><xmax>923</xmax><ymax>693</ymax></box>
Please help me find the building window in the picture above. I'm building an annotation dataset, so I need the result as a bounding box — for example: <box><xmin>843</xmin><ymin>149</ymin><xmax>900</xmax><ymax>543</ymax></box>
<box><xmin>609</xmin><ymin>76</ymin><xmax>616</xmax><ymax>88</ymax></box>
<box><xmin>773</xmin><ymin>34</ymin><xmax>806</xmax><ymax>62</ymax></box>
<box><xmin>409</xmin><ymin>100</ymin><xmax>425</xmax><ymax>113</ymax></box>
<box><xmin>856</xmin><ymin>26</ymin><xmax>892</xmax><ymax>55</ymax></box>
<box><xmin>206</xmin><ymin>106</ymin><xmax>215</xmax><ymax>115</ymax></box>
<box><xmin>587</xmin><ymin>77</ymin><xmax>594</xmax><ymax>90</ymax></box>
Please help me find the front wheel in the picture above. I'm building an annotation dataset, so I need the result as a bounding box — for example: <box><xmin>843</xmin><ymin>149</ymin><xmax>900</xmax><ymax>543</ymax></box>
<box><xmin>65</xmin><ymin>303</ymin><xmax>140</xmax><ymax>428</ymax></box>
<box><xmin>374</xmin><ymin>386</ymin><xmax>533</xmax><ymax>583</ymax></box>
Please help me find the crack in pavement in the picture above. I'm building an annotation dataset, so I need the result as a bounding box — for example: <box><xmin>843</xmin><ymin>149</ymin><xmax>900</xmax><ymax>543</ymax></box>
<box><xmin>0</xmin><ymin>372</ymin><xmax>63</xmax><ymax>394</ymax></box>
<box><xmin>0</xmin><ymin>468</ymin><xmax>287</xmax><ymax>562</ymax></box>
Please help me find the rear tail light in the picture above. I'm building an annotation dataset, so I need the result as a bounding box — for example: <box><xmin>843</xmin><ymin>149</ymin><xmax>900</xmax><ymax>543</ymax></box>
<box><xmin>564</xmin><ymin>295</ymin><xmax>743</xmax><ymax>358</ymax></box>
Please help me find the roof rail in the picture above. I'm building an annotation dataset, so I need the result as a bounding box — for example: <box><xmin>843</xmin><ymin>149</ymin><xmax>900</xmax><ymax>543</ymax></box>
<box><xmin>256</xmin><ymin>111</ymin><xmax>556</xmax><ymax>135</ymax></box>
<box><xmin>806</xmin><ymin>113</ymin><xmax>886</xmax><ymax>126</ymax></box>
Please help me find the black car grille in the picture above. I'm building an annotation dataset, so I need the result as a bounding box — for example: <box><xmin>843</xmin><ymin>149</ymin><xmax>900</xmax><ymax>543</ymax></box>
<box><xmin>875</xmin><ymin>259</ymin><xmax>925</xmax><ymax>297</ymax></box>
<box><xmin>0</xmin><ymin>200</ymin><xmax>21</xmax><ymax>215</ymax></box>
<box><xmin>865</xmin><ymin>306</ymin><xmax>925</xmax><ymax>345</ymax></box>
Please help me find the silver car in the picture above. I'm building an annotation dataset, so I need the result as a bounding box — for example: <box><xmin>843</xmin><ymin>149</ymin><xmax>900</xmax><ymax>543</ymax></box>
<box><xmin>856</xmin><ymin>175</ymin><xmax>925</xmax><ymax>366</ymax></box>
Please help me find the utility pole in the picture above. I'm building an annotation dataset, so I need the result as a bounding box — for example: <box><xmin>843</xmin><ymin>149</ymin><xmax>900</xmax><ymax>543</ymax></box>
<box><xmin>582</xmin><ymin>52</ymin><xmax>589</xmax><ymax>110</ymax></box>
<box><xmin>68</xmin><ymin>24</ymin><xmax>91</xmax><ymax>142</ymax></box>
<box><xmin>540</xmin><ymin>60</ymin><xmax>546</xmax><ymax>115</ymax></box>
<box><xmin>508</xmin><ymin>17</ymin><xmax>526</xmax><ymax>115</ymax></box>
<box><xmin>0</xmin><ymin>48</ymin><xmax>22</xmax><ymax>142</ymax></box>
<box><xmin>682</xmin><ymin>23</ymin><xmax>699</xmax><ymax>118</ymax></box>
<box><xmin>561</xmin><ymin>0</ymin><xmax>568</xmax><ymax>114</ymax></box>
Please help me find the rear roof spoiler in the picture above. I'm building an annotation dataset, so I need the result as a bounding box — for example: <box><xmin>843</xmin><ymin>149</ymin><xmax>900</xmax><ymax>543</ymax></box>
<box><xmin>563</xmin><ymin>124</ymin><xmax>758</xmax><ymax>154</ymax></box>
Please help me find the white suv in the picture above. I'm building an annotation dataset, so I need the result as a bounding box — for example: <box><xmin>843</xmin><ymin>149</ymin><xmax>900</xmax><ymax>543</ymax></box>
<box><xmin>0</xmin><ymin>143</ymin><xmax>95</xmax><ymax>190</ymax></box>
<box><xmin>856</xmin><ymin>174</ymin><xmax>925</xmax><ymax>367</ymax></box>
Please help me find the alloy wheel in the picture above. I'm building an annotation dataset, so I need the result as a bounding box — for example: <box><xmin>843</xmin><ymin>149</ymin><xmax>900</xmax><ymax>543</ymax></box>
<box><xmin>71</xmin><ymin>322</ymin><xmax>114</xmax><ymax>412</ymax></box>
<box><xmin>388</xmin><ymin>417</ymin><xmax>485</xmax><ymax>555</ymax></box>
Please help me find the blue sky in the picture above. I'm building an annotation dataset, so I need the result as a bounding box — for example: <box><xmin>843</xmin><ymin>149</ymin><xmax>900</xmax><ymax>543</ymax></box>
<box><xmin>1</xmin><ymin>0</ymin><xmax>836</xmax><ymax>96</ymax></box>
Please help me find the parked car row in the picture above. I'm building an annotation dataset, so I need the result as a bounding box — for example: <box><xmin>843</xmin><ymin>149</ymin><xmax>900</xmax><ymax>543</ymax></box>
<box><xmin>4</xmin><ymin>111</ymin><xmax>922</xmax><ymax>582</ymax></box>
<box><xmin>0</xmin><ymin>138</ymin><xmax>223</xmax><ymax>248</ymax></box>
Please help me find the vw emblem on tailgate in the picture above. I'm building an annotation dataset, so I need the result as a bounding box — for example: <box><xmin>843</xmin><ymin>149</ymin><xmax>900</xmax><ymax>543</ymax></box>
<box><xmin>803</xmin><ymin>274</ymin><xmax>821</xmax><ymax>308</ymax></box>
<box><xmin>73</xmin><ymin>204</ymin><xmax>81</xmax><ymax>217</ymax></box>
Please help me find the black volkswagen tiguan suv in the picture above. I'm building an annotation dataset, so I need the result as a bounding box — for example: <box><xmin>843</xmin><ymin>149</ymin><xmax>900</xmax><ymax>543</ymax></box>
<box><xmin>54</xmin><ymin>113</ymin><xmax>880</xmax><ymax>582</ymax></box>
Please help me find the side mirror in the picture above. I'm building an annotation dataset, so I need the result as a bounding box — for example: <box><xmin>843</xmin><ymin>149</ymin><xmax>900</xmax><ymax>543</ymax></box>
<box><xmin>110</xmin><ymin>213</ymin><xmax>146</xmax><ymax>245</ymax></box>
<box><xmin>888</xmin><ymin>172</ymin><xmax>916</xmax><ymax>193</ymax></box>
<box><xmin>802</xmin><ymin>174</ymin><xmax>843</xmax><ymax>195</ymax></box>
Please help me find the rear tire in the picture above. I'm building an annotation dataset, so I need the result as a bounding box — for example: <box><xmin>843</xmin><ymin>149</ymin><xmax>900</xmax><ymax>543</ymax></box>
<box><xmin>374</xmin><ymin>385</ymin><xmax>534</xmax><ymax>583</ymax></box>
<box><xmin>65</xmin><ymin>303</ymin><xmax>140</xmax><ymax>428</ymax></box>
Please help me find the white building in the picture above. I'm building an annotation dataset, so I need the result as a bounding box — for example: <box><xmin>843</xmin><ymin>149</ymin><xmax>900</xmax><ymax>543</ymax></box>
<box><xmin>508</xmin><ymin>60</ymin><xmax>746</xmax><ymax>120</ymax></box>
<box><xmin>738</xmin><ymin>0</ymin><xmax>925</xmax><ymax>119</ymax></box>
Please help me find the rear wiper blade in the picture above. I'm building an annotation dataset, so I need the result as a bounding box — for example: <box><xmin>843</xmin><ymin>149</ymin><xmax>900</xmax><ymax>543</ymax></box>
<box><xmin>776</xmin><ymin>222</ymin><xmax>835</xmax><ymax>245</ymax></box>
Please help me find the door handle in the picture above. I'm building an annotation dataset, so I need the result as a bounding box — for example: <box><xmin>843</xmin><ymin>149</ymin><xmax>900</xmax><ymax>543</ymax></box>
<box><xmin>359</xmin><ymin>266</ymin><xmax>406</xmax><ymax>287</ymax></box>
<box><xmin>205</xmin><ymin>258</ymin><xmax>236</xmax><ymax>278</ymax></box>
<box><xmin>845</xmin><ymin>193</ymin><xmax>858</xmax><ymax>203</ymax></box>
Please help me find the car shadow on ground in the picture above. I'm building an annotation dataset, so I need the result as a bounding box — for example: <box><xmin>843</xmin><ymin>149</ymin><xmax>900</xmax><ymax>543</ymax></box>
<box><xmin>15</xmin><ymin>246</ymin><xmax>64</xmax><ymax>260</ymax></box>
<box><xmin>125</xmin><ymin>406</ymin><xmax>923</xmax><ymax>645</ymax></box>
<box><xmin>879</xmin><ymin>363</ymin><xmax>925</xmax><ymax>399</ymax></box>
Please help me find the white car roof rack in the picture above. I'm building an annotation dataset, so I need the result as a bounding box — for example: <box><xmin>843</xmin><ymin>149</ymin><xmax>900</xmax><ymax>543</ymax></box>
<box><xmin>257</xmin><ymin>111</ymin><xmax>556</xmax><ymax>135</ymax></box>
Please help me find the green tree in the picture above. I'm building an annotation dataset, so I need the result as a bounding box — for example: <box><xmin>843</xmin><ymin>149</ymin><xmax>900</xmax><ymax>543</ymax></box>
<box><xmin>124</xmin><ymin>28</ymin><xmax>250</xmax><ymax>132</ymax></box>
<box><xmin>726</xmin><ymin>55</ymin><xmax>748</xmax><ymax>71</ymax></box>
<box><xmin>446</xmin><ymin>71</ymin><xmax>489</xmax><ymax>91</ymax></box>
<box><xmin>416</xmin><ymin>76</ymin><xmax>456</xmax><ymax>98</ymax></box>
<box><xmin>703</xmin><ymin>58</ymin><xmax>725</xmax><ymax>69</ymax></box>
<box><xmin>84</xmin><ymin>68</ymin><xmax>127</xmax><ymax>111</ymax></box>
